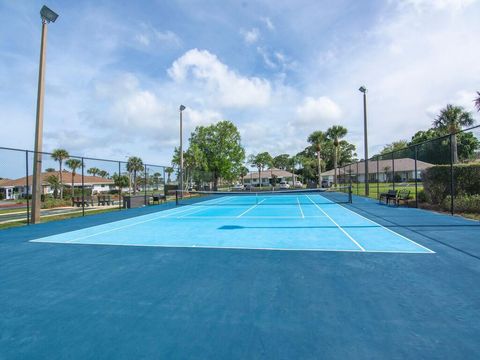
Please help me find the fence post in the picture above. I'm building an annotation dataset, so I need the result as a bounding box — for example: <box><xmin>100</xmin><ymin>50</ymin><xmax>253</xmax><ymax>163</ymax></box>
<box><xmin>356</xmin><ymin>162</ymin><xmax>359</xmax><ymax>195</ymax></box>
<box><xmin>81</xmin><ymin>157</ymin><xmax>85</xmax><ymax>217</ymax></box>
<box><xmin>376</xmin><ymin>157</ymin><xmax>379</xmax><ymax>199</ymax></box>
<box><xmin>25</xmin><ymin>150</ymin><xmax>30</xmax><ymax>225</ymax></box>
<box><xmin>144</xmin><ymin>164</ymin><xmax>148</xmax><ymax>206</ymax></box>
<box><xmin>118</xmin><ymin>161</ymin><xmax>122</xmax><ymax>210</ymax></box>
<box><xmin>450</xmin><ymin>134</ymin><xmax>454</xmax><ymax>215</ymax></box>
<box><xmin>392</xmin><ymin>152</ymin><xmax>395</xmax><ymax>191</ymax></box>
<box><xmin>414</xmin><ymin>145</ymin><xmax>418</xmax><ymax>208</ymax></box>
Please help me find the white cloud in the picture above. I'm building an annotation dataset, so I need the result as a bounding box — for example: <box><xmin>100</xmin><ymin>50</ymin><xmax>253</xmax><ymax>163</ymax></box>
<box><xmin>260</xmin><ymin>17</ymin><xmax>275</xmax><ymax>31</ymax></box>
<box><xmin>241</xmin><ymin>28</ymin><xmax>260</xmax><ymax>44</ymax></box>
<box><xmin>168</xmin><ymin>49</ymin><xmax>271</xmax><ymax>108</ymax></box>
<box><xmin>295</xmin><ymin>97</ymin><xmax>343</xmax><ymax>126</ymax></box>
<box><xmin>134</xmin><ymin>24</ymin><xmax>181</xmax><ymax>48</ymax></box>
<box><xmin>400</xmin><ymin>0</ymin><xmax>477</xmax><ymax>11</ymax></box>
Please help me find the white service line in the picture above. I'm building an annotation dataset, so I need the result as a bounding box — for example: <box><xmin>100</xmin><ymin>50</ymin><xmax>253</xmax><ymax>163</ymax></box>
<box><xmin>306</xmin><ymin>195</ymin><xmax>366</xmax><ymax>252</ymax></box>
<box><xmin>177</xmin><ymin>196</ymin><xmax>235</xmax><ymax>218</ymax></box>
<box><xmin>334</xmin><ymin>202</ymin><xmax>435</xmax><ymax>253</ymax></box>
<box><xmin>297</xmin><ymin>197</ymin><xmax>305</xmax><ymax>219</ymax></box>
<box><xmin>236</xmin><ymin>198</ymin><xmax>266</xmax><ymax>218</ymax></box>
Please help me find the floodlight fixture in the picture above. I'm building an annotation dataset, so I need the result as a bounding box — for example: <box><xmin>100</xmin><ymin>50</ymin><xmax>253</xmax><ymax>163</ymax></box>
<box><xmin>359</xmin><ymin>86</ymin><xmax>367</xmax><ymax>93</ymax></box>
<box><xmin>40</xmin><ymin>5</ymin><xmax>59</xmax><ymax>23</ymax></box>
<box><xmin>179</xmin><ymin>105</ymin><xmax>186</xmax><ymax>111</ymax></box>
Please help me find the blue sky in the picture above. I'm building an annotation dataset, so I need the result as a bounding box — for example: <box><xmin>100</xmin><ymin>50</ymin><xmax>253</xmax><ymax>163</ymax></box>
<box><xmin>1</xmin><ymin>0</ymin><xmax>479</xmax><ymax>173</ymax></box>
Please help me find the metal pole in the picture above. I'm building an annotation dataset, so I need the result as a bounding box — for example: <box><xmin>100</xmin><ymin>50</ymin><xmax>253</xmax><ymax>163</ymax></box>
<box><xmin>26</xmin><ymin>151</ymin><xmax>30</xmax><ymax>225</ymax></box>
<box><xmin>179</xmin><ymin>108</ymin><xmax>184</xmax><ymax>193</ymax></box>
<box><xmin>450</xmin><ymin>134</ymin><xmax>454</xmax><ymax>215</ymax></box>
<box><xmin>414</xmin><ymin>145</ymin><xmax>418</xmax><ymax>208</ymax></box>
<box><xmin>392</xmin><ymin>152</ymin><xmax>395</xmax><ymax>191</ymax></box>
<box><xmin>377</xmin><ymin>158</ymin><xmax>379</xmax><ymax>199</ymax></box>
<box><xmin>144</xmin><ymin>164</ymin><xmax>148</xmax><ymax>206</ymax></box>
<box><xmin>31</xmin><ymin>20</ymin><xmax>48</xmax><ymax>224</ymax></box>
<box><xmin>363</xmin><ymin>91</ymin><xmax>369</xmax><ymax>196</ymax></box>
<box><xmin>81</xmin><ymin>157</ymin><xmax>85</xmax><ymax>217</ymax></box>
<box><xmin>118</xmin><ymin>161</ymin><xmax>122</xmax><ymax>210</ymax></box>
<box><xmin>356</xmin><ymin>162</ymin><xmax>359</xmax><ymax>195</ymax></box>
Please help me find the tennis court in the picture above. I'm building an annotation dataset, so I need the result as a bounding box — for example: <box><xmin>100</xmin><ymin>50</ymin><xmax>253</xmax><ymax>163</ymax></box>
<box><xmin>30</xmin><ymin>189</ymin><xmax>433</xmax><ymax>253</ymax></box>
<box><xmin>1</xmin><ymin>191</ymin><xmax>479</xmax><ymax>359</ymax></box>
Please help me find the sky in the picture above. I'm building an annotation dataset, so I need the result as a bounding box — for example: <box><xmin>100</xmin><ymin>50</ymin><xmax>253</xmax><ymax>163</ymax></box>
<box><xmin>1</xmin><ymin>0</ymin><xmax>479</xmax><ymax>172</ymax></box>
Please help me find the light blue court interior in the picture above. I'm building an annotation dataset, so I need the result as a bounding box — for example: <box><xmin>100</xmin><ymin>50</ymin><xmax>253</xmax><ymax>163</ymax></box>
<box><xmin>31</xmin><ymin>194</ymin><xmax>433</xmax><ymax>253</ymax></box>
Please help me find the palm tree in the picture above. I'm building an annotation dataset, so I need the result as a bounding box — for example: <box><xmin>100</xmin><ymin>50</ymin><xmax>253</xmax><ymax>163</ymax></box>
<box><xmin>326</xmin><ymin>126</ymin><xmax>348</xmax><ymax>186</ymax></box>
<box><xmin>153</xmin><ymin>172</ymin><xmax>162</xmax><ymax>190</ymax></box>
<box><xmin>87</xmin><ymin>167</ymin><xmax>100</xmax><ymax>177</ymax></box>
<box><xmin>249</xmin><ymin>152</ymin><xmax>272</xmax><ymax>188</ymax></box>
<box><xmin>51</xmin><ymin>149</ymin><xmax>70</xmax><ymax>199</ymax></box>
<box><xmin>66</xmin><ymin>158</ymin><xmax>82</xmax><ymax>199</ymax></box>
<box><xmin>307</xmin><ymin>131</ymin><xmax>328</xmax><ymax>187</ymax></box>
<box><xmin>97</xmin><ymin>170</ymin><xmax>109</xmax><ymax>178</ymax></box>
<box><xmin>475</xmin><ymin>92</ymin><xmax>480</xmax><ymax>112</ymax></box>
<box><xmin>165</xmin><ymin>167</ymin><xmax>174</xmax><ymax>184</ymax></box>
<box><xmin>239</xmin><ymin>166</ymin><xmax>249</xmax><ymax>185</ymax></box>
<box><xmin>126</xmin><ymin>156</ymin><xmax>144</xmax><ymax>194</ymax></box>
<box><xmin>432</xmin><ymin>104</ymin><xmax>475</xmax><ymax>163</ymax></box>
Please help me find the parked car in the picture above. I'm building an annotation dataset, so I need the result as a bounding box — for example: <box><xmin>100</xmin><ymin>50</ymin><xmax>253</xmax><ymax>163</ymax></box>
<box><xmin>294</xmin><ymin>181</ymin><xmax>303</xmax><ymax>188</ymax></box>
<box><xmin>321</xmin><ymin>180</ymin><xmax>330</xmax><ymax>188</ymax></box>
<box><xmin>279</xmin><ymin>181</ymin><xmax>290</xmax><ymax>189</ymax></box>
<box><xmin>232</xmin><ymin>183</ymin><xmax>244</xmax><ymax>190</ymax></box>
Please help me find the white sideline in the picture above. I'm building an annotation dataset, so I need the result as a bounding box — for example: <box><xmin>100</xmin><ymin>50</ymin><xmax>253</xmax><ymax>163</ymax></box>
<box><xmin>306</xmin><ymin>195</ymin><xmax>366</xmax><ymax>251</ymax></box>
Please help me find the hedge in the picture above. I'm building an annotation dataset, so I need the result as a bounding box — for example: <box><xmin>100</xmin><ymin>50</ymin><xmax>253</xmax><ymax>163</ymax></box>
<box><xmin>422</xmin><ymin>164</ymin><xmax>480</xmax><ymax>204</ymax></box>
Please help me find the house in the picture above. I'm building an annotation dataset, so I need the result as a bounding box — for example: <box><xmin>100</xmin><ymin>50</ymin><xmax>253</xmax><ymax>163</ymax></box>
<box><xmin>242</xmin><ymin>168</ymin><xmax>297</xmax><ymax>186</ymax></box>
<box><xmin>320</xmin><ymin>158</ymin><xmax>434</xmax><ymax>184</ymax></box>
<box><xmin>0</xmin><ymin>171</ymin><xmax>114</xmax><ymax>200</ymax></box>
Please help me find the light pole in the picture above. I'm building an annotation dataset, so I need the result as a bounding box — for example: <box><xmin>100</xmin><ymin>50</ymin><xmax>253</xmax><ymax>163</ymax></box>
<box><xmin>31</xmin><ymin>5</ymin><xmax>59</xmax><ymax>224</ymax></box>
<box><xmin>359</xmin><ymin>86</ymin><xmax>369</xmax><ymax>196</ymax></box>
<box><xmin>179</xmin><ymin>105</ymin><xmax>186</xmax><ymax>193</ymax></box>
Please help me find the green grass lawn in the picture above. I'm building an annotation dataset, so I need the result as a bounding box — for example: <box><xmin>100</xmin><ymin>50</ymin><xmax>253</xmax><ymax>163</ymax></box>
<box><xmin>350</xmin><ymin>182</ymin><xmax>423</xmax><ymax>200</ymax></box>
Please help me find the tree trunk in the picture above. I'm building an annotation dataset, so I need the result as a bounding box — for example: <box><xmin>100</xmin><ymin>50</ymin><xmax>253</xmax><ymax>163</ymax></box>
<box><xmin>213</xmin><ymin>173</ymin><xmax>218</xmax><ymax>191</ymax></box>
<box><xmin>317</xmin><ymin>151</ymin><xmax>321</xmax><ymax>187</ymax></box>
<box><xmin>59</xmin><ymin>163</ymin><xmax>63</xmax><ymax>199</ymax></box>
<box><xmin>258</xmin><ymin>169</ymin><xmax>261</xmax><ymax>188</ymax></box>
<box><xmin>452</xmin><ymin>133</ymin><xmax>459</xmax><ymax>164</ymax></box>
<box><xmin>133</xmin><ymin>171</ymin><xmax>137</xmax><ymax>194</ymax></box>
<box><xmin>333</xmin><ymin>146</ymin><xmax>338</xmax><ymax>186</ymax></box>
<box><xmin>71</xmin><ymin>170</ymin><xmax>75</xmax><ymax>200</ymax></box>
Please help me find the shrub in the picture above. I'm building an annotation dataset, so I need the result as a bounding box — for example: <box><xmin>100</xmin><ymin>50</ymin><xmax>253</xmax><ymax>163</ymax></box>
<box><xmin>41</xmin><ymin>198</ymin><xmax>72</xmax><ymax>209</ymax></box>
<box><xmin>417</xmin><ymin>189</ymin><xmax>427</xmax><ymax>203</ymax></box>
<box><xmin>422</xmin><ymin>164</ymin><xmax>480</xmax><ymax>204</ymax></box>
<box><xmin>442</xmin><ymin>194</ymin><xmax>480</xmax><ymax>213</ymax></box>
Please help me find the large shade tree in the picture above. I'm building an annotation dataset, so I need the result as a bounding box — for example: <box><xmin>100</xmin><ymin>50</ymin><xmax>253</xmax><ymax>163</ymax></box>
<box><xmin>272</xmin><ymin>154</ymin><xmax>290</xmax><ymax>170</ymax></box>
<box><xmin>188</xmin><ymin>121</ymin><xmax>245</xmax><ymax>190</ymax></box>
<box><xmin>51</xmin><ymin>149</ymin><xmax>70</xmax><ymax>199</ymax></box>
<box><xmin>475</xmin><ymin>92</ymin><xmax>480</xmax><ymax>112</ymax></box>
<box><xmin>307</xmin><ymin>131</ymin><xmax>328</xmax><ymax>186</ymax></box>
<box><xmin>326</xmin><ymin>126</ymin><xmax>348</xmax><ymax>186</ymax></box>
<box><xmin>126</xmin><ymin>156</ymin><xmax>144</xmax><ymax>194</ymax></box>
<box><xmin>432</xmin><ymin>104</ymin><xmax>475</xmax><ymax>163</ymax></box>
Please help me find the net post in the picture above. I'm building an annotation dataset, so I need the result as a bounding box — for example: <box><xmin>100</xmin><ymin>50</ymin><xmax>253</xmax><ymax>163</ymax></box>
<box><xmin>449</xmin><ymin>134</ymin><xmax>454</xmax><ymax>215</ymax></box>
<box><xmin>118</xmin><ymin>161</ymin><xmax>122</xmax><ymax>210</ymax></box>
<box><xmin>348</xmin><ymin>185</ymin><xmax>352</xmax><ymax>203</ymax></box>
<box><xmin>175</xmin><ymin>190</ymin><xmax>179</xmax><ymax>206</ymax></box>
<box><xmin>25</xmin><ymin>150</ymin><xmax>30</xmax><ymax>225</ymax></box>
<box><xmin>414</xmin><ymin>145</ymin><xmax>418</xmax><ymax>208</ymax></box>
<box><xmin>81</xmin><ymin>157</ymin><xmax>85</xmax><ymax>217</ymax></box>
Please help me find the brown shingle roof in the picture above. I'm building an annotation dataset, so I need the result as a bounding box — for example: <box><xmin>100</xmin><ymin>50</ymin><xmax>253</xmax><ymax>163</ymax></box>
<box><xmin>0</xmin><ymin>171</ymin><xmax>113</xmax><ymax>187</ymax></box>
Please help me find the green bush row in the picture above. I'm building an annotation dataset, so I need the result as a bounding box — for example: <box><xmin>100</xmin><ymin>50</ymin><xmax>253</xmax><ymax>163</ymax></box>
<box><xmin>422</xmin><ymin>164</ymin><xmax>480</xmax><ymax>204</ymax></box>
<box><xmin>442</xmin><ymin>194</ymin><xmax>480</xmax><ymax>213</ymax></box>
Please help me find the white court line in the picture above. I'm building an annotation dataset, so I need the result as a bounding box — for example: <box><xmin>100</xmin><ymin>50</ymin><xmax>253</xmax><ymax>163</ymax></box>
<box><xmin>236</xmin><ymin>198</ymin><xmax>266</xmax><ymax>218</ymax></box>
<box><xmin>306</xmin><ymin>195</ymin><xmax>366</xmax><ymax>252</ymax></box>
<box><xmin>334</xmin><ymin>202</ymin><xmax>436</xmax><ymax>253</ymax></box>
<box><xmin>30</xmin><ymin>240</ymin><xmax>433</xmax><ymax>253</ymax></box>
<box><xmin>178</xmin><ymin>196</ymin><xmax>235</xmax><ymax>218</ymax></box>
<box><xmin>33</xmin><ymin>205</ymin><xmax>212</xmax><ymax>244</ymax></box>
<box><xmin>297</xmin><ymin>197</ymin><xmax>305</xmax><ymax>219</ymax></box>
<box><xmin>179</xmin><ymin>215</ymin><xmax>325</xmax><ymax>219</ymax></box>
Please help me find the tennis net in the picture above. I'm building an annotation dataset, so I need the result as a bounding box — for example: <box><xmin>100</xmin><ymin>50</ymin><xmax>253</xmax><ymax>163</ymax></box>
<box><xmin>175</xmin><ymin>186</ymin><xmax>352</xmax><ymax>206</ymax></box>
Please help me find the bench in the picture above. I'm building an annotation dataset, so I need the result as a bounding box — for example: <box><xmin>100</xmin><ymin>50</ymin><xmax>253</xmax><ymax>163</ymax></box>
<box><xmin>379</xmin><ymin>190</ymin><xmax>398</xmax><ymax>205</ymax></box>
<box><xmin>151</xmin><ymin>194</ymin><xmax>166</xmax><ymax>205</ymax></box>
<box><xmin>393</xmin><ymin>189</ymin><xmax>411</xmax><ymax>206</ymax></box>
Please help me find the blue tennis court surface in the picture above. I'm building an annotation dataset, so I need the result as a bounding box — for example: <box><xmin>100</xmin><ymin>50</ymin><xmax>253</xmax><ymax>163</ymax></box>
<box><xmin>30</xmin><ymin>193</ymin><xmax>433</xmax><ymax>253</ymax></box>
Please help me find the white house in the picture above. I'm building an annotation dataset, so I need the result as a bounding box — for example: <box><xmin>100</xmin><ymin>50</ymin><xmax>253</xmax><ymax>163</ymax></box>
<box><xmin>0</xmin><ymin>171</ymin><xmax>114</xmax><ymax>200</ymax></box>
<box><xmin>320</xmin><ymin>158</ymin><xmax>434</xmax><ymax>185</ymax></box>
<box><xmin>242</xmin><ymin>168</ymin><xmax>297</xmax><ymax>186</ymax></box>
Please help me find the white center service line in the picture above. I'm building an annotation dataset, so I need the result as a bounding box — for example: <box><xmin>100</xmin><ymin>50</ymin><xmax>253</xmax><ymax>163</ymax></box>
<box><xmin>237</xmin><ymin>198</ymin><xmax>266</xmax><ymax>218</ymax></box>
<box><xmin>306</xmin><ymin>195</ymin><xmax>365</xmax><ymax>252</ymax></box>
<box><xmin>297</xmin><ymin>197</ymin><xmax>305</xmax><ymax>218</ymax></box>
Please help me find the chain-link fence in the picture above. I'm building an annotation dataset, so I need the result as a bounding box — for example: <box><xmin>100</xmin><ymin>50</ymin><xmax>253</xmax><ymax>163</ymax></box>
<box><xmin>324</xmin><ymin>125</ymin><xmax>480</xmax><ymax>219</ymax></box>
<box><xmin>0</xmin><ymin>147</ymin><xmax>174</xmax><ymax>228</ymax></box>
